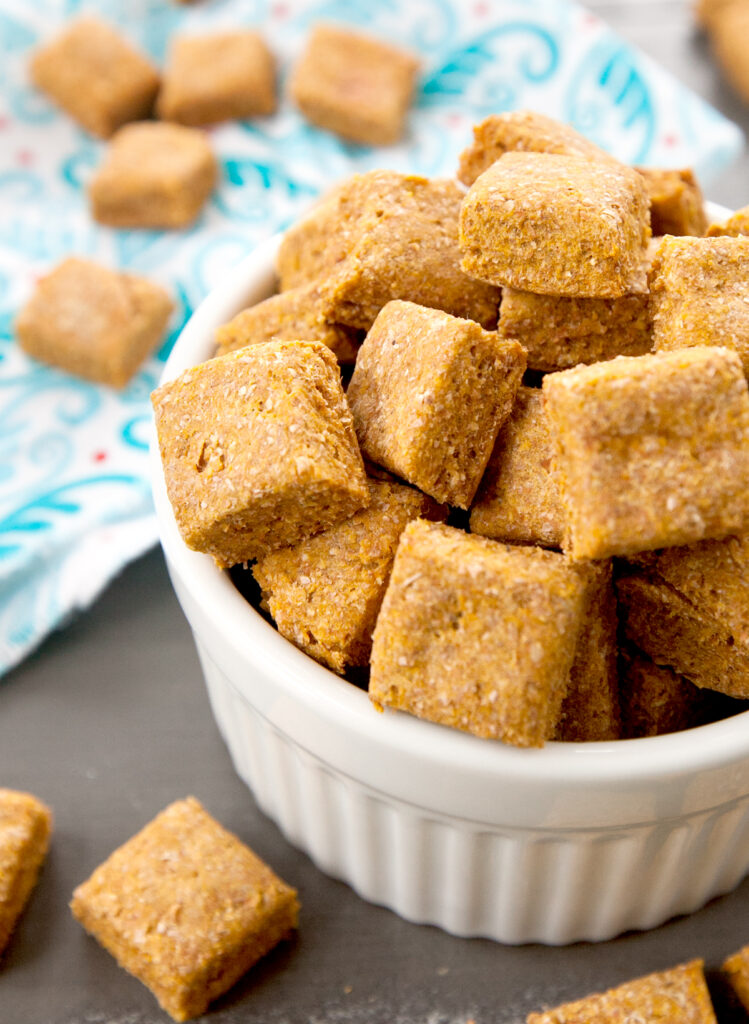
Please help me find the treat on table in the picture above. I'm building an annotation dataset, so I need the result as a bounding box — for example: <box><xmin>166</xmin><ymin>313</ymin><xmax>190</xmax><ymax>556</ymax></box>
<box><xmin>157</xmin><ymin>31</ymin><xmax>276</xmax><ymax>126</ymax></box>
<box><xmin>554</xmin><ymin>561</ymin><xmax>620</xmax><ymax>742</ymax></box>
<box><xmin>695</xmin><ymin>0</ymin><xmax>741</xmax><ymax>30</ymax></box>
<box><xmin>617</xmin><ymin>534</ymin><xmax>749</xmax><ymax>699</ymax></box>
<box><xmin>706</xmin><ymin>202</ymin><xmax>749</xmax><ymax>237</ymax></box>
<box><xmin>152</xmin><ymin>340</ymin><xmax>369</xmax><ymax>568</ymax></box>
<box><xmin>724</xmin><ymin>943</ymin><xmax>749</xmax><ymax>1013</ymax></box>
<box><xmin>290</xmin><ymin>22</ymin><xmax>419</xmax><ymax>146</ymax></box>
<box><xmin>253</xmin><ymin>479</ymin><xmax>446</xmax><ymax>674</ymax></box>
<box><xmin>527</xmin><ymin>959</ymin><xmax>716</xmax><ymax>1023</ymax></box>
<box><xmin>29</xmin><ymin>15</ymin><xmax>160</xmax><ymax>138</ymax></box>
<box><xmin>707</xmin><ymin>1</ymin><xmax>749</xmax><ymax>105</ymax></box>
<box><xmin>497</xmin><ymin>287</ymin><xmax>652</xmax><ymax>373</ymax></box>
<box><xmin>459</xmin><ymin>152</ymin><xmax>651</xmax><ymax>297</ymax></box>
<box><xmin>89</xmin><ymin>122</ymin><xmax>217</xmax><ymax>229</ymax></box>
<box><xmin>70</xmin><ymin>797</ymin><xmax>299</xmax><ymax>1023</ymax></box>
<box><xmin>216</xmin><ymin>282</ymin><xmax>359</xmax><ymax>364</ymax></box>
<box><xmin>636</xmin><ymin>167</ymin><xmax>708</xmax><ymax>236</ymax></box>
<box><xmin>618</xmin><ymin>645</ymin><xmax>710</xmax><ymax>738</ymax></box>
<box><xmin>542</xmin><ymin>347</ymin><xmax>749</xmax><ymax>561</ymax></box>
<box><xmin>469</xmin><ymin>387</ymin><xmax>564</xmax><ymax>549</ymax></box>
<box><xmin>649</xmin><ymin>234</ymin><xmax>749</xmax><ymax>373</ymax></box>
<box><xmin>277</xmin><ymin>170</ymin><xmax>500</xmax><ymax>329</ymax></box>
<box><xmin>369</xmin><ymin>520</ymin><xmax>589</xmax><ymax>748</ymax></box>
<box><xmin>0</xmin><ymin>789</ymin><xmax>52</xmax><ymax>958</ymax></box>
<box><xmin>16</xmin><ymin>257</ymin><xmax>173</xmax><ymax>388</ymax></box>
<box><xmin>457</xmin><ymin>109</ymin><xmax>615</xmax><ymax>187</ymax></box>
<box><xmin>347</xmin><ymin>300</ymin><xmax>526</xmax><ymax>508</ymax></box>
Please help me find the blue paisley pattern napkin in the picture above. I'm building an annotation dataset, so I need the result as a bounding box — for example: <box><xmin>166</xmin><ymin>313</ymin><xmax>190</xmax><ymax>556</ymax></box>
<box><xmin>0</xmin><ymin>0</ymin><xmax>742</xmax><ymax>676</ymax></box>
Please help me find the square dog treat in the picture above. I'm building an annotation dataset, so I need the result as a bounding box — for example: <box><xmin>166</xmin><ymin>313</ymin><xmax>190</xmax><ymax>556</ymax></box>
<box><xmin>70</xmin><ymin>797</ymin><xmax>299</xmax><ymax>1022</ymax></box>
<box><xmin>459</xmin><ymin>152</ymin><xmax>651</xmax><ymax>297</ymax></box>
<box><xmin>527</xmin><ymin>959</ymin><xmax>716</xmax><ymax>1024</ymax></box>
<box><xmin>469</xmin><ymin>387</ymin><xmax>564</xmax><ymax>549</ymax></box>
<box><xmin>16</xmin><ymin>257</ymin><xmax>173</xmax><ymax>388</ymax></box>
<box><xmin>152</xmin><ymin>340</ymin><xmax>369</xmax><ymax>567</ymax></box>
<box><xmin>457</xmin><ymin>109</ymin><xmax>615</xmax><ymax>187</ymax></box>
<box><xmin>157</xmin><ymin>31</ymin><xmax>276</xmax><ymax>126</ymax></box>
<box><xmin>30</xmin><ymin>15</ymin><xmax>159</xmax><ymax>138</ymax></box>
<box><xmin>619</xmin><ymin>646</ymin><xmax>710</xmax><ymax>738</ymax></box>
<box><xmin>89</xmin><ymin>122</ymin><xmax>217</xmax><ymax>229</ymax></box>
<box><xmin>554</xmin><ymin>560</ymin><xmax>620</xmax><ymax>742</ymax></box>
<box><xmin>636</xmin><ymin>167</ymin><xmax>707</xmax><ymax>236</ymax></box>
<box><xmin>617</xmin><ymin>534</ymin><xmax>749</xmax><ymax>699</ymax></box>
<box><xmin>498</xmin><ymin>287</ymin><xmax>652</xmax><ymax>373</ymax></box>
<box><xmin>706</xmin><ymin>203</ymin><xmax>749</xmax><ymax>237</ymax></box>
<box><xmin>369</xmin><ymin>520</ymin><xmax>588</xmax><ymax>748</ymax></box>
<box><xmin>709</xmin><ymin>1</ymin><xmax>749</xmax><ymax>106</ymax></box>
<box><xmin>290</xmin><ymin>23</ymin><xmax>419</xmax><ymax>146</ymax></box>
<box><xmin>215</xmin><ymin>282</ymin><xmax>358</xmax><ymax>364</ymax></box>
<box><xmin>277</xmin><ymin>170</ymin><xmax>500</xmax><ymax>329</ymax></box>
<box><xmin>253</xmin><ymin>479</ymin><xmax>445</xmax><ymax>674</ymax></box>
<box><xmin>724</xmin><ymin>945</ymin><xmax>749</xmax><ymax>1013</ymax></box>
<box><xmin>0</xmin><ymin>789</ymin><xmax>52</xmax><ymax>957</ymax></box>
<box><xmin>649</xmin><ymin>235</ymin><xmax>749</xmax><ymax>374</ymax></box>
<box><xmin>543</xmin><ymin>348</ymin><xmax>749</xmax><ymax>560</ymax></box>
<box><xmin>347</xmin><ymin>300</ymin><xmax>525</xmax><ymax>508</ymax></box>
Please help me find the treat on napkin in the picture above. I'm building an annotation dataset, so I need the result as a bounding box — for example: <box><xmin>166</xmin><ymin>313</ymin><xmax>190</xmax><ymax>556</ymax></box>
<box><xmin>0</xmin><ymin>0</ymin><xmax>742</xmax><ymax>676</ymax></box>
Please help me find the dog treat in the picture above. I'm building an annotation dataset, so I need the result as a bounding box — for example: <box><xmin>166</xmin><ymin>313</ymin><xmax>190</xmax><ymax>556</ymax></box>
<box><xmin>70</xmin><ymin>797</ymin><xmax>299</xmax><ymax>1022</ymax></box>
<box><xmin>543</xmin><ymin>347</ymin><xmax>749</xmax><ymax>561</ymax></box>
<box><xmin>469</xmin><ymin>387</ymin><xmax>564</xmax><ymax>549</ymax></box>
<box><xmin>498</xmin><ymin>288</ymin><xmax>652</xmax><ymax>373</ymax></box>
<box><xmin>649</xmin><ymin>234</ymin><xmax>749</xmax><ymax>374</ymax></box>
<box><xmin>16</xmin><ymin>257</ymin><xmax>173</xmax><ymax>388</ymax></box>
<box><xmin>30</xmin><ymin>15</ymin><xmax>159</xmax><ymax>138</ymax></box>
<box><xmin>618</xmin><ymin>646</ymin><xmax>709</xmax><ymax>738</ymax></box>
<box><xmin>457</xmin><ymin>109</ymin><xmax>614</xmax><ymax>186</ymax></box>
<box><xmin>724</xmin><ymin>944</ymin><xmax>749</xmax><ymax>1013</ymax></box>
<box><xmin>555</xmin><ymin>561</ymin><xmax>620</xmax><ymax>742</ymax></box>
<box><xmin>527</xmin><ymin>959</ymin><xmax>716</xmax><ymax>1024</ymax></box>
<box><xmin>253</xmin><ymin>479</ymin><xmax>445</xmax><ymax>674</ymax></box>
<box><xmin>277</xmin><ymin>170</ymin><xmax>500</xmax><ymax>329</ymax></box>
<box><xmin>617</xmin><ymin>534</ymin><xmax>749</xmax><ymax>699</ymax></box>
<box><xmin>216</xmin><ymin>282</ymin><xmax>358</xmax><ymax>364</ymax></box>
<box><xmin>637</xmin><ymin>167</ymin><xmax>707</xmax><ymax>236</ymax></box>
<box><xmin>709</xmin><ymin>1</ymin><xmax>749</xmax><ymax>105</ymax></box>
<box><xmin>0</xmin><ymin>790</ymin><xmax>52</xmax><ymax>958</ymax></box>
<box><xmin>152</xmin><ymin>340</ymin><xmax>369</xmax><ymax>567</ymax></box>
<box><xmin>290</xmin><ymin>22</ymin><xmax>419</xmax><ymax>146</ymax></box>
<box><xmin>89</xmin><ymin>122</ymin><xmax>217</xmax><ymax>229</ymax></box>
<box><xmin>706</xmin><ymin>203</ymin><xmax>749</xmax><ymax>237</ymax></box>
<box><xmin>347</xmin><ymin>300</ymin><xmax>525</xmax><ymax>508</ymax></box>
<box><xmin>459</xmin><ymin>152</ymin><xmax>651</xmax><ymax>297</ymax></box>
<box><xmin>157</xmin><ymin>31</ymin><xmax>276</xmax><ymax>126</ymax></box>
<box><xmin>369</xmin><ymin>520</ymin><xmax>588</xmax><ymax>748</ymax></box>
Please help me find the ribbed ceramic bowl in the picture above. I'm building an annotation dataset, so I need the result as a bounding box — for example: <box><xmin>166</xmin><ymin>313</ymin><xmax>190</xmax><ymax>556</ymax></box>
<box><xmin>151</xmin><ymin>205</ymin><xmax>749</xmax><ymax>945</ymax></box>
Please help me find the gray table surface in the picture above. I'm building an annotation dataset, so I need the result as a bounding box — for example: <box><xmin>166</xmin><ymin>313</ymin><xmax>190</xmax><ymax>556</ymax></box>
<box><xmin>4</xmin><ymin>2</ymin><xmax>749</xmax><ymax>1022</ymax></box>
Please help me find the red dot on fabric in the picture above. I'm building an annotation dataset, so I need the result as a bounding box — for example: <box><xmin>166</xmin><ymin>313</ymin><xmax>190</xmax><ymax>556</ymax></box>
<box><xmin>93</xmin><ymin>451</ymin><xmax>108</xmax><ymax>463</ymax></box>
<box><xmin>17</xmin><ymin>149</ymin><xmax>34</xmax><ymax>166</ymax></box>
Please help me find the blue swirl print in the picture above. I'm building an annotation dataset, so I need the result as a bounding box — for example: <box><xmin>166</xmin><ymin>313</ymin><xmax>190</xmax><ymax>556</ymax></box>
<box><xmin>0</xmin><ymin>370</ymin><xmax>101</xmax><ymax>439</ymax></box>
<box><xmin>565</xmin><ymin>38</ymin><xmax>655</xmax><ymax>164</ymax></box>
<box><xmin>120</xmin><ymin>415</ymin><xmax>150</xmax><ymax>451</ymax></box>
<box><xmin>421</xmin><ymin>22</ymin><xmax>560</xmax><ymax>110</ymax></box>
<box><xmin>0</xmin><ymin>474</ymin><xmax>143</xmax><ymax>560</ymax></box>
<box><xmin>0</xmin><ymin>172</ymin><xmax>45</xmax><ymax>204</ymax></box>
<box><xmin>59</xmin><ymin>139</ymin><xmax>99</xmax><ymax>193</ymax></box>
<box><xmin>0</xmin><ymin>9</ymin><xmax>35</xmax><ymax>52</ymax></box>
<box><xmin>290</xmin><ymin>0</ymin><xmax>456</xmax><ymax>51</ymax></box>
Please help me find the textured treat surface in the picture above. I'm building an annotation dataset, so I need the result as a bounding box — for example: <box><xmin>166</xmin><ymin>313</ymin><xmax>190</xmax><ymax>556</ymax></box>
<box><xmin>460</xmin><ymin>151</ymin><xmax>651</xmax><ymax>297</ymax></box>
<box><xmin>152</xmin><ymin>340</ymin><xmax>369</xmax><ymax>567</ymax></box>
<box><xmin>637</xmin><ymin>167</ymin><xmax>707</xmax><ymax>236</ymax></box>
<box><xmin>369</xmin><ymin>520</ymin><xmax>588</xmax><ymax>748</ymax></box>
<box><xmin>347</xmin><ymin>300</ymin><xmax>525</xmax><ymax>507</ymax></box>
<box><xmin>89</xmin><ymin>121</ymin><xmax>217</xmax><ymax>229</ymax></box>
<box><xmin>0</xmin><ymin>789</ymin><xmax>52</xmax><ymax>958</ymax></box>
<box><xmin>70</xmin><ymin>797</ymin><xmax>299</xmax><ymax>1022</ymax></box>
<box><xmin>16</xmin><ymin>257</ymin><xmax>173</xmax><ymax>387</ymax></box>
<box><xmin>543</xmin><ymin>348</ymin><xmax>749</xmax><ymax>560</ymax></box>
<box><xmin>157</xmin><ymin>31</ymin><xmax>276</xmax><ymax>125</ymax></box>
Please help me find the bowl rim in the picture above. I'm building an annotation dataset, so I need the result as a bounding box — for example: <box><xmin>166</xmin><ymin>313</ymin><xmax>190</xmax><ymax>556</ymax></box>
<box><xmin>151</xmin><ymin>201</ymin><xmax>749</xmax><ymax>793</ymax></box>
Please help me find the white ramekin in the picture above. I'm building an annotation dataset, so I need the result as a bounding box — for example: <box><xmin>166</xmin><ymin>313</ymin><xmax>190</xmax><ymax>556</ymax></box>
<box><xmin>151</xmin><ymin>205</ymin><xmax>749</xmax><ymax>945</ymax></box>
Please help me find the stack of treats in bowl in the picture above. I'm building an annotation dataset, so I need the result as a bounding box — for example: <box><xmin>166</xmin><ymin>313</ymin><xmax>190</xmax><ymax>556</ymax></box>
<box><xmin>152</xmin><ymin>110</ymin><xmax>749</xmax><ymax>945</ymax></box>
